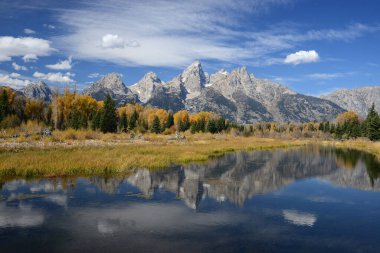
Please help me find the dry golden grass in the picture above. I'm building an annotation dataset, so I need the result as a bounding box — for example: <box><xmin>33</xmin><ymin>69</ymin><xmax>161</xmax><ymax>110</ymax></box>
<box><xmin>0</xmin><ymin>136</ymin><xmax>310</xmax><ymax>179</ymax></box>
<box><xmin>1</xmin><ymin>128</ymin><xmax>379</xmax><ymax>182</ymax></box>
<box><xmin>319</xmin><ymin>139</ymin><xmax>380</xmax><ymax>159</ymax></box>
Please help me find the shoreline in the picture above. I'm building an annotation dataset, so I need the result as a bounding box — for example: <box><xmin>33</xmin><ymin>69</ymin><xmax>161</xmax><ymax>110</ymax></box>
<box><xmin>0</xmin><ymin>135</ymin><xmax>379</xmax><ymax>182</ymax></box>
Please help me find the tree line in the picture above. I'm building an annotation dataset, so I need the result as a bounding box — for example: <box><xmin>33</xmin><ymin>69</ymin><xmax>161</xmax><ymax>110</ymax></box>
<box><xmin>0</xmin><ymin>86</ymin><xmax>379</xmax><ymax>140</ymax></box>
<box><xmin>238</xmin><ymin>104</ymin><xmax>380</xmax><ymax>141</ymax></box>
<box><xmin>0</xmin><ymin>88</ymin><xmax>229</xmax><ymax>134</ymax></box>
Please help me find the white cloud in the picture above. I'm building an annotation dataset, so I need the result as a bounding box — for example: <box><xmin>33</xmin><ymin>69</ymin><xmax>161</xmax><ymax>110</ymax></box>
<box><xmin>0</xmin><ymin>36</ymin><xmax>53</xmax><ymax>62</ymax></box>
<box><xmin>9</xmin><ymin>72</ymin><xmax>21</xmax><ymax>78</ymax></box>
<box><xmin>284</xmin><ymin>50</ymin><xmax>319</xmax><ymax>65</ymax></box>
<box><xmin>46</xmin><ymin>57</ymin><xmax>72</xmax><ymax>70</ymax></box>
<box><xmin>33</xmin><ymin>71</ymin><xmax>75</xmax><ymax>83</ymax></box>
<box><xmin>283</xmin><ymin>209</ymin><xmax>317</xmax><ymax>227</ymax></box>
<box><xmin>54</xmin><ymin>0</ymin><xmax>295</xmax><ymax>67</ymax></box>
<box><xmin>23</xmin><ymin>54</ymin><xmax>38</xmax><ymax>62</ymax></box>
<box><xmin>307</xmin><ymin>73</ymin><xmax>342</xmax><ymax>80</ymax></box>
<box><xmin>88</xmin><ymin>73</ymin><xmax>101</xmax><ymax>78</ymax></box>
<box><xmin>0</xmin><ymin>73</ymin><xmax>31</xmax><ymax>88</ymax></box>
<box><xmin>101</xmin><ymin>34</ymin><xmax>125</xmax><ymax>49</ymax></box>
<box><xmin>24</xmin><ymin>28</ymin><xmax>36</xmax><ymax>34</ymax></box>
<box><xmin>43</xmin><ymin>24</ymin><xmax>55</xmax><ymax>29</ymax></box>
<box><xmin>12</xmin><ymin>62</ymin><xmax>28</xmax><ymax>71</ymax></box>
<box><xmin>307</xmin><ymin>71</ymin><xmax>355</xmax><ymax>80</ymax></box>
<box><xmin>53</xmin><ymin>0</ymin><xmax>379</xmax><ymax>67</ymax></box>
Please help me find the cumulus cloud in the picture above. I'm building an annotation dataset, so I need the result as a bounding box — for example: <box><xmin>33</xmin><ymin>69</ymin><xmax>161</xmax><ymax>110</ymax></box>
<box><xmin>0</xmin><ymin>73</ymin><xmax>30</xmax><ymax>88</ymax></box>
<box><xmin>12</xmin><ymin>62</ymin><xmax>28</xmax><ymax>71</ymax></box>
<box><xmin>284</xmin><ymin>50</ymin><xmax>319</xmax><ymax>65</ymax></box>
<box><xmin>283</xmin><ymin>209</ymin><xmax>317</xmax><ymax>227</ymax></box>
<box><xmin>23</xmin><ymin>54</ymin><xmax>39</xmax><ymax>62</ymax></box>
<box><xmin>33</xmin><ymin>71</ymin><xmax>75</xmax><ymax>83</ymax></box>
<box><xmin>0</xmin><ymin>36</ymin><xmax>53</xmax><ymax>62</ymax></box>
<box><xmin>24</xmin><ymin>28</ymin><xmax>36</xmax><ymax>34</ymax></box>
<box><xmin>9</xmin><ymin>72</ymin><xmax>21</xmax><ymax>78</ymax></box>
<box><xmin>46</xmin><ymin>57</ymin><xmax>72</xmax><ymax>70</ymax></box>
<box><xmin>101</xmin><ymin>34</ymin><xmax>125</xmax><ymax>49</ymax></box>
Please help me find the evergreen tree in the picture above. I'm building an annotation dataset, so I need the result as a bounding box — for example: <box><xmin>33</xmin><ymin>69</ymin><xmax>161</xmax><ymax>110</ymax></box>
<box><xmin>366</xmin><ymin>103</ymin><xmax>380</xmax><ymax>141</ymax></box>
<box><xmin>150</xmin><ymin>115</ymin><xmax>161</xmax><ymax>133</ymax></box>
<box><xmin>190</xmin><ymin>122</ymin><xmax>198</xmax><ymax>134</ymax></box>
<box><xmin>0</xmin><ymin>90</ymin><xmax>10</xmax><ymax>122</ymax></box>
<box><xmin>119</xmin><ymin>112</ymin><xmax>128</xmax><ymax>132</ymax></box>
<box><xmin>91</xmin><ymin>111</ymin><xmax>101</xmax><ymax>130</ymax></box>
<box><xmin>100</xmin><ymin>95</ymin><xmax>118</xmax><ymax>133</ymax></box>
<box><xmin>360</xmin><ymin>121</ymin><xmax>367</xmax><ymax>137</ymax></box>
<box><xmin>69</xmin><ymin>108</ymin><xmax>81</xmax><ymax>130</ymax></box>
<box><xmin>207</xmin><ymin>119</ymin><xmax>217</xmax><ymax>133</ymax></box>
<box><xmin>129</xmin><ymin>110</ymin><xmax>138</xmax><ymax>130</ymax></box>
<box><xmin>318</xmin><ymin>122</ymin><xmax>324</xmax><ymax>131</ymax></box>
<box><xmin>216</xmin><ymin>117</ymin><xmax>226</xmax><ymax>132</ymax></box>
<box><xmin>165</xmin><ymin>112</ymin><xmax>174</xmax><ymax>128</ymax></box>
<box><xmin>179</xmin><ymin>114</ymin><xmax>190</xmax><ymax>131</ymax></box>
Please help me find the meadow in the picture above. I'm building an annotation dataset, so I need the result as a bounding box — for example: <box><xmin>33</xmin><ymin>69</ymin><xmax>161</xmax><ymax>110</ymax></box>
<box><xmin>0</xmin><ymin>130</ymin><xmax>379</xmax><ymax>182</ymax></box>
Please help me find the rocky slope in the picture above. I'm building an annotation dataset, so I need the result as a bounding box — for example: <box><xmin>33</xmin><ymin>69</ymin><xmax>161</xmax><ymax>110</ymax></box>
<box><xmin>322</xmin><ymin>86</ymin><xmax>380</xmax><ymax>118</ymax></box>
<box><xmin>18</xmin><ymin>81</ymin><xmax>53</xmax><ymax>102</ymax></box>
<box><xmin>8</xmin><ymin>61</ymin><xmax>352</xmax><ymax>123</ymax></box>
<box><xmin>140</xmin><ymin>61</ymin><xmax>344</xmax><ymax>123</ymax></box>
<box><xmin>83</xmin><ymin>73</ymin><xmax>138</xmax><ymax>106</ymax></box>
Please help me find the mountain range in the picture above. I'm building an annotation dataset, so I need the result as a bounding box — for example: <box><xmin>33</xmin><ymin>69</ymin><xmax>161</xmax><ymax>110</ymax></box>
<box><xmin>8</xmin><ymin>61</ymin><xmax>380</xmax><ymax>123</ymax></box>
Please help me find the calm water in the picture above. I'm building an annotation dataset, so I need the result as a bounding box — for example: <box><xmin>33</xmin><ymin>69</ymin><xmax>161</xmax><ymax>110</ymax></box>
<box><xmin>1</xmin><ymin>146</ymin><xmax>380</xmax><ymax>253</ymax></box>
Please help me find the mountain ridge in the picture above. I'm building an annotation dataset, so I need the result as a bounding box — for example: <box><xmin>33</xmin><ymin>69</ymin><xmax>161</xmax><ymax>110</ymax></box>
<box><xmin>7</xmin><ymin>61</ymin><xmax>378</xmax><ymax>123</ymax></box>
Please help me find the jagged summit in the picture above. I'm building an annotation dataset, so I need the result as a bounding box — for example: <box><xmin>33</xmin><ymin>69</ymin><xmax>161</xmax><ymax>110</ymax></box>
<box><xmin>83</xmin><ymin>72</ymin><xmax>137</xmax><ymax>105</ymax></box>
<box><xmin>322</xmin><ymin>86</ymin><xmax>380</xmax><ymax>118</ymax></box>
<box><xmin>129</xmin><ymin>71</ymin><xmax>162</xmax><ymax>103</ymax></box>
<box><xmin>180</xmin><ymin>60</ymin><xmax>207</xmax><ymax>99</ymax></box>
<box><xmin>19</xmin><ymin>81</ymin><xmax>53</xmax><ymax>102</ymax></box>
<box><xmin>10</xmin><ymin>60</ymin><xmax>353</xmax><ymax>123</ymax></box>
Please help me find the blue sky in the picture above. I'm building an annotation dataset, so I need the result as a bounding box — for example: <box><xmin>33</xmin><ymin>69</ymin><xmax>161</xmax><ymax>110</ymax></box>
<box><xmin>0</xmin><ymin>0</ymin><xmax>379</xmax><ymax>96</ymax></box>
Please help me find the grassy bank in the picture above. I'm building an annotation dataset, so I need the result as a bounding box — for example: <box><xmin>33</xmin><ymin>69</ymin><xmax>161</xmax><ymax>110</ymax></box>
<box><xmin>322</xmin><ymin>139</ymin><xmax>380</xmax><ymax>159</ymax></box>
<box><xmin>0</xmin><ymin>133</ymin><xmax>379</xmax><ymax>181</ymax></box>
<box><xmin>0</xmin><ymin>135</ymin><xmax>310</xmax><ymax>179</ymax></box>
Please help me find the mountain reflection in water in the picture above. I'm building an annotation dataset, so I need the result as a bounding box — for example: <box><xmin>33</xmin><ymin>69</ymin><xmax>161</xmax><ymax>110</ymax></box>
<box><xmin>1</xmin><ymin>146</ymin><xmax>380</xmax><ymax>253</ymax></box>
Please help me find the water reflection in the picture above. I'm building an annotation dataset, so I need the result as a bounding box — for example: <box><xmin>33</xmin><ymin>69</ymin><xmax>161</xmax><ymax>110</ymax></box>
<box><xmin>1</xmin><ymin>146</ymin><xmax>380</xmax><ymax>253</ymax></box>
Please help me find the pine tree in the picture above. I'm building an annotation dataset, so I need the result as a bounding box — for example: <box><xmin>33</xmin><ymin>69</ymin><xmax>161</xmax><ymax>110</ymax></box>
<box><xmin>119</xmin><ymin>112</ymin><xmax>128</xmax><ymax>132</ymax></box>
<box><xmin>150</xmin><ymin>116</ymin><xmax>161</xmax><ymax>133</ymax></box>
<box><xmin>100</xmin><ymin>95</ymin><xmax>118</xmax><ymax>133</ymax></box>
<box><xmin>216</xmin><ymin>117</ymin><xmax>226</xmax><ymax>132</ymax></box>
<box><xmin>129</xmin><ymin>110</ymin><xmax>138</xmax><ymax>130</ymax></box>
<box><xmin>190</xmin><ymin>122</ymin><xmax>198</xmax><ymax>134</ymax></box>
<box><xmin>69</xmin><ymin>108</ymin><xmax>81</xmax><ymax>130</ymax></box>
<box><xmin>91</xmin><ymin>111</ymin><xmax>101</xmax><ymax>130</ymax></box>
<box><xmin>0</xmin><ymin>90</ymin><xmax>10</xmax><ymax>122</ymax></box>
<box><xmin>366</xmin><ymin>103</ymin><xmax>380</xmax><ymax>141</ymax></box>
<box><xmin>318</xmin><ymin>122</ymin><xmax>324</xmax><ymax>131</ymax></box>
<box><xmin>207</xmin><ymin>119</ymin><xmax>217</xmax><ymax>134</ymax></box>
<box><xmin>165</xmin><ymin>112</ymin><xmax>174</xmax><ymax>128</ymax></box>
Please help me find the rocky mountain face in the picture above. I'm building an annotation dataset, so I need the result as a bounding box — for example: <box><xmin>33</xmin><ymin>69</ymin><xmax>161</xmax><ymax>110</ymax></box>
<box><xmin>129</xmin><ymin>72</ymin><xmax>162</xmax><ymax>103</ymax></box>
<box><xmin>83</xmin><ymin>73</ymin><xmax>138</xmax><ymax>106</ymax></box>
<box><xmin>18</xmin><ymin>81</ymin><xmax>53</xmax><ymax>102</ymax></box>
<box><xmin>322</xmin><ymin>86</ymin><xmax>380</xmax><ymax>118</ymax></box>
<box><xmin>10</xmin><ymin>61</ymin><xmax>355</xmax><ymax>123</ymax></box>
<box><xmin>141</xmin><ymin>61</ymin><xmax>344</xmax><ymax>123</ymax></box>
